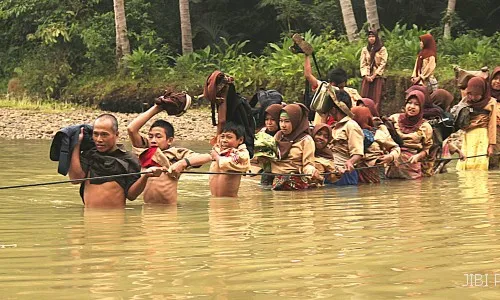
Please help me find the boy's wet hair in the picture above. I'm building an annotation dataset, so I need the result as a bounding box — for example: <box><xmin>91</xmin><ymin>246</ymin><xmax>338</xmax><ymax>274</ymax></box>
<box><xmin>222</xmin><ymin>122</ymin><xmax>245</xmax><ymax>140</ymax></box>
<box><xmin>150</xmin><ymin>120</ymin><xmax>174</xmax><ymax>137</ymax></box>
<box><xmin>324</xmin><ymin>90</ymin><xmax>352</xmax><ymax>112</ymax></box>
<box><xmin>327</xmin><ymin>68</ymin><xmax>348</xmax><ymax>85</ymax></box>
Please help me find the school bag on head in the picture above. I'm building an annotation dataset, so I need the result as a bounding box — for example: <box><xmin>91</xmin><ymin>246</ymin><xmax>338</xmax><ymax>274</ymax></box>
<box><xmin>249</xmin><ymin>89</ymin><xmax>283</xmax><ymax>128</ymax></box>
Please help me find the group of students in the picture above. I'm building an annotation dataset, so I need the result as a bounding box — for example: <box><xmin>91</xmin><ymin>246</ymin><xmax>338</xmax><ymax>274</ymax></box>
<box><xmin>62</xmin><ymin>30</ymin><xmax>500</xmax><ymax>208</ymax></box>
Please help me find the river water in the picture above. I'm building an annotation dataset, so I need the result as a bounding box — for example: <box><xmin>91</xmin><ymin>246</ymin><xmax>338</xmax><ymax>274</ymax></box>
<box><xmin>1</xmin><ymin>139</ymin><xmax>500</xmax><ymax>299</ymax></box>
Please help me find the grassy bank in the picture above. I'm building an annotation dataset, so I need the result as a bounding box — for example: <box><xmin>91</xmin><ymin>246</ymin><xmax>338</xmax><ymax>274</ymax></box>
<box><xmin>0</xmin><ymin>96</ymin><xmax>87</xmax><ymax>113</ymax></box>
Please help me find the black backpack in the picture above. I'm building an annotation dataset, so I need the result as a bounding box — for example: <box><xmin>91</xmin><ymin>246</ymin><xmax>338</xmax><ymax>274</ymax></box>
<box><xmin>211</xmin><ymin>85</ymin><xmax>256</xmax><ymax>158</ymax></box>
<box><xmin>249</xmin><ymin>89</ymin><xmax>283</xmax><ymax>128</ymax></box>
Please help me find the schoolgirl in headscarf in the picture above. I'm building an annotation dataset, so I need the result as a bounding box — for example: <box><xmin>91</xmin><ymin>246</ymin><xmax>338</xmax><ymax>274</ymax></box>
<box><xmin>455</xmin><ymin>77</ymin><xmax>497</xmax><ymax>170</ymax></box>
<box><xmin>411</xmin><ymin>33</ymin><xmax>438</xmax><ymax>92</ymax></box>
<box><xmin>352</xmin><ymin>106</ymin><xmax>400</xmax><ymax>183</ymax></box>
<box><xmin>386</xmin><ymin>90</ymin><xmax>433</xmax><ymax>179</ymax></box>
<box><xmin>310</xmin><ymin>124</ymin><xmax>340</xmax><ymax>184</ymax></box>
<box><xmin>271</xmin><ymin>103</ymin><xmax>321</xmax><ymax>190</ymax></box>
<box><xmin>360</xmin><ymin>30</ymin><xmax>388</xmax><ymax>115</ymax></box>
<box><xmin>252</xmin><ymin>103</ymin><xmax>284</xmax><ymax>185</ymax></box>
<box><xmin>489</xmin><ymin>67</ymin><xmax>500</xmax><ymax>169</ymax></box>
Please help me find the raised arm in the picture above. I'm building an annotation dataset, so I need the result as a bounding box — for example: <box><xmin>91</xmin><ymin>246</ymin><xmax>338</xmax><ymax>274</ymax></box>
<box><xmin>127</xmin><ymin>105</ymin><xmax>163</xmax><ymax>147</ymax></box>
<box><xmin>304</xmin><ymin>55</ymin><xmax>318</xmax><ymax>87</ymax></box>
<box><xmin>68</xmin><ymin>128</ymin><xmax>86</xmax><ymax>183</ymax></box>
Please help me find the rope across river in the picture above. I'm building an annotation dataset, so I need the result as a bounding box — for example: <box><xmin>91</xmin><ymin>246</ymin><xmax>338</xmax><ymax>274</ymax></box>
<box><xmin>0</xmin><ymin>153</ymin><xmax>496</xmax><ymax>191</ymax></box>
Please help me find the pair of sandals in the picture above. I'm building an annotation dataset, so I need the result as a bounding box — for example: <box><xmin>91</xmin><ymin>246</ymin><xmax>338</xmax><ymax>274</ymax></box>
<box><xmin>289</xmin><ymin>34</ymin><xmax>314</xmax><ymax>56</ymax></box>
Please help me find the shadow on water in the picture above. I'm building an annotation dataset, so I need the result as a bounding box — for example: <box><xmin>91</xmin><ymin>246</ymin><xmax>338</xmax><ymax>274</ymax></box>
<box><xmin>1</xmin><ymin>139</ymin><xmax>500</xmax><ymax>299</ymax></box>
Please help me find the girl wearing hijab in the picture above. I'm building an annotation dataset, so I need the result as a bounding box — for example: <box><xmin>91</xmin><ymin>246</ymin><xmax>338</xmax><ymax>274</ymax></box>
<box><xmin>386</xmin><ymin>90</ymin><xmax>433</xmax><ymax>179</ymax></box>
<box><xmin>360</xmin><ymin>30</ymin><xmax>388</xmax><ymax>115</ymax></box>
<box><xmin>455</xmin><ymin>77</ymin><xmax>497</xmax><ymax>170</ymax></box>
<box><xmin>271</xmin><ymin>103</ymin><xmax>321</xmax><ymax>190</ymax></box>
<box><xmin>352</xmin><ymin>106</ymin><xmax>400</xmax><ymax>183</ymax></box>
<box><xmin>489</xmin><ymin>67</ymin><xmax>500</xmax><ymax>169</ymax></box>
<box><xmin>311</xmin><ymin>124</ymin><xmax>341</xmax><ymax>184</ymax></box>
<box><xmin>260</xmin><ymin>104</ymin><xmax>282</xmax><ymax>136</ymax></box>
<box><xmin>411</xmin><ymin>33</ymin><xmax>438</xmax><ymax>92</ymax></box>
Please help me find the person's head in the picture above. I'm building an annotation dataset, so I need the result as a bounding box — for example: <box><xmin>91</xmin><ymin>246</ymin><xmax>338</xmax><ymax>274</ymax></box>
<box><xmin>356</xmin><ymin>98</ymin><xmax>378</xmax><ymax>117</ymax></box>
<box><xmin>312</xmin><ymin>124</ymin><xmax>332</xmax><ymax>150</ymax></box>
<box><xmin>352</xmin><ymin>106</ymin><xmax>374</xmax><ymax>130</ymax></box>
<box><xmin>220</xmin><ymin>122</ymin><xmax>244</xmax><ymax>150</ymax></box>
<box><xmin>405</xmin><ymin>90</ymin><xmax>425</xmax><ymax>117</ymax></box>
<box><xmin>430</xmin><ymin>89</ymin><xmax>454</xmax><ymax>112</ymax></box>
<box><xmin>279</xmin><ymin>103</ymin><xmax>309</xmax><ymax>136</ymax></box>
<box><xmin>405</xmin><ymin>85</ymin><xmax>431</xmax><ymax>108</ymax></box>
<box><xmin>264</xmin><ymin>103</ymin><xmax>283</xmax><ymax>134</ymax></box>
<box><xmin>148</xmin><ymin>120</ymin><xmax>174</xmax><ymax>150</ymax></box>
<box><xmin>490</xmin><ymin>66</ymin><xmax>500</xmax><ymax>102</ymax></box>
<box><xmin>419</xmin><ymin>33</ymin><xmax>436</xmax><ymax>51</ymax></box>
<box><xmin>327</xmin><ymin>68</ymin><xmax>348</xmax><ymax>88</ymax></box>
<box><xmin>368</xmin><ymin>31</ymin><xmax>377</xmax><ymax>45</ymax></box>
<box><xmin>466</xmin><ymin>76</ymin><xmax>487</xmax><ymax>103</ymax></box>
<box><xmin>93</xmin><ymin>114</ymin><xmax>119</xmax><ymax>153</ymax></box>
<box><xmin>326</xmin><ymin>90</ymin><xmax>352</xmax><ymax>120</ymax></box>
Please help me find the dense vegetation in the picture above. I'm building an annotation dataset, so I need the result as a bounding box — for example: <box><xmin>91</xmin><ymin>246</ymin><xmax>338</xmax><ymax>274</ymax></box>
<box><xmin>1</xmin><ymin>0</ymin><xmax>499</xmax><ymax>112</ymax></box>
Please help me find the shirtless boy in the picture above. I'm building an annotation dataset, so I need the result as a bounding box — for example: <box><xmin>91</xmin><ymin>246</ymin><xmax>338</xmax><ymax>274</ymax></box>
<box><xmin>127</xmin><ymin>104</ymin><xmax>212</xmax><ymax>204</ymax></box>
<box><xmin>209</xmin><ymin>122</ymin><xmax>251</xmax><ymax>197</ymax></box>
<box><xmin>68</xmin><ymin>114</ymin><xmax>161</xmax><ymax>208</ymax></box>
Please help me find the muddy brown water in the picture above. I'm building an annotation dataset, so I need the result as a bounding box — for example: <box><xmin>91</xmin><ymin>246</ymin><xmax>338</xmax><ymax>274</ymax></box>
<box><xmin>1</xmin><ymin>139</ymin><xmax>500</xmax><ymax>299</ymax></box>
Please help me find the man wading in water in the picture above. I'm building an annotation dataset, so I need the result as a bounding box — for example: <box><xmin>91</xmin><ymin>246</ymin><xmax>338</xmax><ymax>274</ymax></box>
<box><xmin>68</xmin><ymin>114</ymin><xmax>162</xmax><ymax>208</ymax></box>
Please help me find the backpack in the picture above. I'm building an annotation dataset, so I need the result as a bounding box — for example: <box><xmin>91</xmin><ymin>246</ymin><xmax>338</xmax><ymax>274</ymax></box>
<box><xmin>427</xmin><ymin>111</ymin><xmax>455</xmax><ymax>144</ymax></box>
<box><xmin>450</xmin><ymin>101</ymin><xmax>488</xmax><ymax>131</ymax></box>
<box><xmin>450</xmin><ymin>101</ymin><xmax>472</xmax><ymax>131</ymax></box>
<box><xmin>211</xmin><ymin>85</ymin><xmax>256</xmax><ymax>158</ymax></box>
<box><xmin>249</xmin><ymin>89</ymin><xmax>283</xmax><ymax>128</ymax></box>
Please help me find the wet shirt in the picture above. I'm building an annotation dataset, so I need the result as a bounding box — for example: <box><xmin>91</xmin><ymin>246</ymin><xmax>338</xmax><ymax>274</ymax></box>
<box><xmin>328</xmin><ymin>116</ymin><xmax>364</xmax><ymax>167</ymax></box>
<box><xmin>363</xmin><ymin>128</ymin><xmax>401</xmax><ymax>166</ymax></box>
<box><xmin>270</xmin><ymin>135</ymin><xmax>317</xmax><ymax>175</ymax></box>
<box><xmin>389</xmin><ymin>113</ymin><xmax>433</xmax><ymax>154</ymax></box>
<box><xmin>211</xmin><ymin>143</ymin><xmax>251</xmax><ymax>173</ymax></box>
<box><xmin>79</xmin><ymin>146</ymin><xmax>141</xmax><ymax>200</ymax></box>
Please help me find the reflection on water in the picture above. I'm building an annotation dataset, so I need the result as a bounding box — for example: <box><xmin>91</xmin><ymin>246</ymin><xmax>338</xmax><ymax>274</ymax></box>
<box><xmin>1</xmin><ymin>139</ymin><xmax>500</xmax><ymax>299</ymax></box>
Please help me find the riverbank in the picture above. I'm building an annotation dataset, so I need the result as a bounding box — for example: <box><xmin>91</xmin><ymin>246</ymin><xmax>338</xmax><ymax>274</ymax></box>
<box><xmin>0</xmin><ymin>107</ymin><xmax>215</xmax><ymax>141</ymax></box>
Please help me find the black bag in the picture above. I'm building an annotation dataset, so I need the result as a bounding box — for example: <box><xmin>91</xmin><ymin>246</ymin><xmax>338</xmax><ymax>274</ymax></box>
<box><xmin>427</xmin><ymin>112</ymin><xmax>455</xmax><ymax>144</ymax></box>
<box><xmin>451</xmin><ymin>101</ymin><xmax>472</xmax><ymax>131</ymax></box>
<box><xmin>211</xmin><ymin>85</ymin><xmax>256</xmax><ymax>158</ymax></box>
<box><xmin>249</xmin><ymin>89</ymin><xmax>283</xmax><ymax>128</ymax></box>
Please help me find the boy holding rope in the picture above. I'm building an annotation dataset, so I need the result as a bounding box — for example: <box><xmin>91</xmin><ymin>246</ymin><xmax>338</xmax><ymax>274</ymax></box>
<box><xmin>127</xmin><ymin>97</ymin><xmax>212</xmax><ymax>204</ymax></box>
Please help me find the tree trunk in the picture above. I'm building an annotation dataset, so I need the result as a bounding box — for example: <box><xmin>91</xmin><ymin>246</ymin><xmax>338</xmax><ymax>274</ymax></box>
<box><xmin>113</xmin><ymin>0</ymin><xmax>130</xmax><ymax>68</ymax></box>
<box><xmin>179</xmin><ymin>0</ymin><xmax>193</xmax><ymax>54</ymax></box>
<box><xmin>443</xmin><ymin>0</ymin><xmax>456</xmax><ymax>39</ymax></box>
<box><xmin>339</xmin><ymin>0</ymin><xmax>358</xmax><ymax>42</ymax></box>
<box><xmin>364</xmin><ymin>0</ymin><xmax>380</xmax><ymax>31</ymax></box>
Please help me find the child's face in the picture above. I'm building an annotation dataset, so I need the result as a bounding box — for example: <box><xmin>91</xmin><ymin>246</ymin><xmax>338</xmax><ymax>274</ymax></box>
<box><xmin>265</xmin><ymin>113</ymin><xmax>278</xmax><ymax>133</ymax></box>
<box><xmin>279</xmin><ymin>116</ymin><xmax>293</xmax><ymax>135</ymax></box>
<box><xmin>148</xmin><ymin>127</ymin><xmax>173</xmax><ymax>150</ymax></box>
<box><xmin>405</xmin><ymin>97</ymin><xmax>421</xmax><ymax>117</ymax></box>
<box><xmin>220</xmin><ymin>131</ymin><xmax>243</xmax><ymax>150</ymax></box>
<box><xmin>491</xmin><ymin>73</ymin><xmax>500</xmax><ymax>91</ymax></box>
<box><xmin>314</xmin><ymin>128</ymin><xmax>329</xmax><ymax>149</ymax></box>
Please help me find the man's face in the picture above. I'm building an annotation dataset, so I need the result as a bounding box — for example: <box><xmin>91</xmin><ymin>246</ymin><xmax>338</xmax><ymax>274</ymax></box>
<box><xmin>148</xmin><ymin>127</ymin><xmax>173</xmax><ymax>150</ymax></box>
<box><xmin>220</xmin><ymin>131</ymin><xmax>243</xmax><ymax>150</ymax></box>
<box><xmin>93</xmin><ymin>119</ymin><xmax>119</xmax><ymax>153</ymax></box>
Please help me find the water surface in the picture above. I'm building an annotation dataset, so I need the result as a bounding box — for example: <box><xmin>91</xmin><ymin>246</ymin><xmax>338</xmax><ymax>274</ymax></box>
<box><xmin>1</xmin><ymin>139</ymin><xmax>500</xmax><ymax>299</ymax></box>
